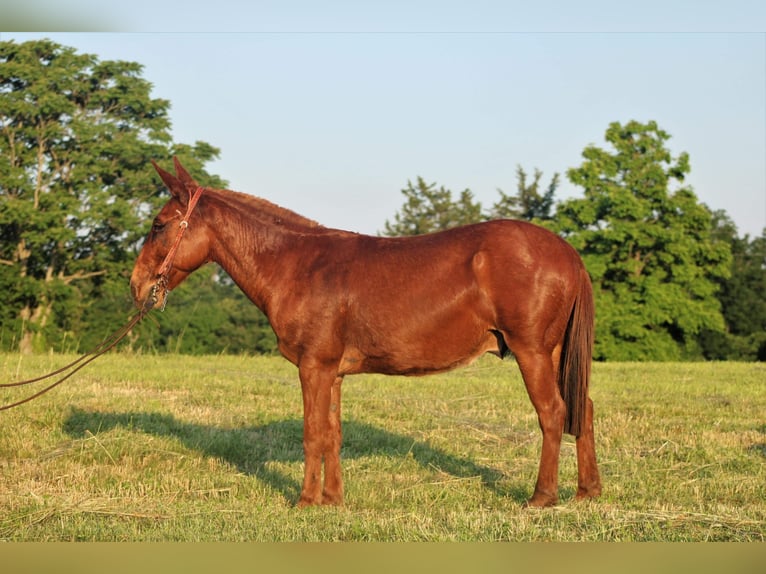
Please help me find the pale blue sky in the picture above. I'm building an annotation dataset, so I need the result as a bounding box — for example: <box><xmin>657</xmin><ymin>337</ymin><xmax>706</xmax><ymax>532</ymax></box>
<box><xmin>3</xmin><ymin>2</ymin><xmax>765</xmax><ymax>237</ymax></box>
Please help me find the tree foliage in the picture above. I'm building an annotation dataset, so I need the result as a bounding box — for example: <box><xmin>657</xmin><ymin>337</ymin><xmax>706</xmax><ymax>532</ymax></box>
<box><xmin>382</xmin><ymin>177</ymin><xmax>482</xmax><ymax>236</ymax></box>
<box><xmin>0</xmin><ymin>39</ymin><xmax>251</xmax><ymax>353</ymax></box>
<box><xmin>490</xmin><ymin>166</ymin><xmax>558</xmax><ymax>222</ymax></box>
<box><xmin>382</xmin><ymin>167</ymin><xmax>556</xmax><ymax>237</ymax></box>
<box><xmin>554</xmin><ymin>120</ymin><xmax>732</xmax><ymax>360</ymax></box>
<box><xmin>699</xmin><ymin>213</ymin><xmax>766</xmax><ymax>360</ymax></box>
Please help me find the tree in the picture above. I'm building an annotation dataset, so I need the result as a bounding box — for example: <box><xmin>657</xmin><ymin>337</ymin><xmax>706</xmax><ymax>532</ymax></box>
<box><xmin>382</xmin><ymin>177</ymin><xmax>482</xmax><ymax>236</ymax></box>
<box><xmin>491</xmin><ymin>165</ymin><xmax>559</xmax><ymax>221</ymax></box>
<box><xmin>0</xmin><ymin>39</ymin><xmax>224</xmax><ymax>352</ymax></box>
<box><xmin>554</xmin><ymin>120</ymin><xmax>731</xmax><ymax>361</ymax></box>
<box><xmin>699</xmin><ymin>213</ymin><xmax>766</xmax><ymax>360</ymax></box>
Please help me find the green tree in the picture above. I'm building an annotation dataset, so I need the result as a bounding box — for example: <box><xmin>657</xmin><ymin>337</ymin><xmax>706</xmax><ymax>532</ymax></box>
<box><xmin>554</xmin><ymin>120</ymin><xmax>731</xmax><ymax>361</ymax></box>
<box><xmin>0</xmin><ymin>39</ymin><xmax>224</xmax><ymax>352</ymax></box>
<box><xmin>491</xmin><ymin>165</ymin><xmax>559</xmax><ymax>221</ymax></box>
<box><xmin>382</xmin><ymin>177</ymin><xmax>482</xmax><ymax>236</ymax></box>
<box><xmin>699</xmin><ymin>213</ymin><xmax>766</xmax><ymax>361</ymax></box>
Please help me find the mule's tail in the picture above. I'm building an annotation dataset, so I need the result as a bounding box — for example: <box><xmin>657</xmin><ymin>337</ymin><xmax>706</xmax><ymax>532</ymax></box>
<box><xmin>558</xmin><ymin>267</ymin><xmax>595</xmax><ymax>437</ymax></box>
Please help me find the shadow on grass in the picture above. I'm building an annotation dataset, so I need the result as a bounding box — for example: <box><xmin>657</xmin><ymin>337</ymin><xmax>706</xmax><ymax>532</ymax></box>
<box><xmin>62</xmin><ymin>408</ymin><xmax>529</xmax><ymax>505</ymax></box>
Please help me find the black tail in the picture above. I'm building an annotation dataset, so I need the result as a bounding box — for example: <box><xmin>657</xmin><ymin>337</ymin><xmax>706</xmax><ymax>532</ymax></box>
<box><xmin>558</xmin><ymin>267</ymin><xmax>594</xmax><ymax>437</ymax></box>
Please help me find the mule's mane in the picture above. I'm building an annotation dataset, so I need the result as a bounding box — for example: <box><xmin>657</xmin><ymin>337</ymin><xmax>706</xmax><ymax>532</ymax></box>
<box><xmin>209</xmin><ymin>187</ymin><xmax>325</xmax><ymax>231</ymax></box>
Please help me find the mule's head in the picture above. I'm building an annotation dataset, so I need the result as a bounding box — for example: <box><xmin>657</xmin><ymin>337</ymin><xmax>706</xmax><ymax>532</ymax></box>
<box><xmin>130</xmin><ymin>158</ymin><xmax>213</xmax><ymax>310</ymax></box>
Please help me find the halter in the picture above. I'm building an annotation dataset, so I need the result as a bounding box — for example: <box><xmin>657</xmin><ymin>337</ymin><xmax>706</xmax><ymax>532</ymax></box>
<box><xmin>145</xmin><ymin>185</ymin><xmax>205</xmax><ymax>312</ymax></box>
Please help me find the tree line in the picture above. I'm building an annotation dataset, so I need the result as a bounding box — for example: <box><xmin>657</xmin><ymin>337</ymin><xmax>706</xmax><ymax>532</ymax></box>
<box><xmin>1</xmin><ymin>39</ymin><xmax>764</xmax><ymax>361</ymax></box>
<box><xmin>383</xmin><ymin>124</ymin><xmax>764</xmax><ymax>362</ymax></box>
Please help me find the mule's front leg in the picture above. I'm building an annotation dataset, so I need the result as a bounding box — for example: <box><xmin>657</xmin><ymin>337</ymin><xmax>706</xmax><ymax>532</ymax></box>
<box><xmin>320</xmin><ymin>375</ymin><xmax>344</xmax><ymax>505</ymax></box>
<box><xmin>297</xmin><ymin>363</ymin><xmax>344</xmax><ymax>507</ymax></box>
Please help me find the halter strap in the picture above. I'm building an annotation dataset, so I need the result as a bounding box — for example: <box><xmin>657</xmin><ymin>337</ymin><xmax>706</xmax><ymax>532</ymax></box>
<box><xmin>144</xmin><ymin>185</ymin><xmax>205</xmax><ymax>312</ymax></box>
<box><xmin>155</xmin><ymin>185</ymin><xmax>205</xmax><ymax>281</ymax></box>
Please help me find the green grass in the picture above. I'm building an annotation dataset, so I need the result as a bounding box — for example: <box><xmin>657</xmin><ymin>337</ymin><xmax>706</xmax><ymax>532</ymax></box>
<box><xmin>0</xmin><ymin>353</ymin><xmax>764</xmax><ymax>541</ymax></box>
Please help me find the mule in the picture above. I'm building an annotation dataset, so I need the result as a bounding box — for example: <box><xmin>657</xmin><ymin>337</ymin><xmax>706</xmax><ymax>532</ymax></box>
<box><xmin>130</xmin><ymin>158</ymin><xmax>601</xmax><ymax>508</ymax></box>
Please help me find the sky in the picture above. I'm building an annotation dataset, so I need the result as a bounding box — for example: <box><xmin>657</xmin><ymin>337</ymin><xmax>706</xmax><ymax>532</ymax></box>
<box><xmin>2</xmin><ymin>2</ymin><xmax>765</xmax><ymax>237</ymax></box>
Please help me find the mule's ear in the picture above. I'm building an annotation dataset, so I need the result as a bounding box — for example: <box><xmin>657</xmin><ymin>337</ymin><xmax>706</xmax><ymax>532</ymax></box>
<box><xmin>171</xmin><ymin>158</ymin><xmax>199</xmax><ymax>208</ymax></box>
<box><xmin>151</xmin><ymin>159</ymin><xmax>185</xmax><ymax>201</ymax></box>
<box><xmin>173</xmin><ymin>157</ymin><xmax>198</xmax><ymax>189</ymax></box>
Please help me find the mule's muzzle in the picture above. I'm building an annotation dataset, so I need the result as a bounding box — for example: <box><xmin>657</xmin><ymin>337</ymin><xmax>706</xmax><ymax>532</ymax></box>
<box><xmin>131</xmin><ymin>277</ymin><xmax>169</xmax><ymax>314</ymax></box>
<box><xmin>155</xmin><ymin>282</ymin><xmax>170</xmax><ymax>312</ymax></box>
<box><xmin>142</xmin><ymin>280</ymin><xmax>169</xmax><ymax>313</ymax></box>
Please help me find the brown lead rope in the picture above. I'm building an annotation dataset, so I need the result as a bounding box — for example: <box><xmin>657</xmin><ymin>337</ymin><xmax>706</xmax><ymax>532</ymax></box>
<box><xmin>0</xmin><ymin>310</ymin><xmax>146</xmax><ymax>411</ymax></box>
<box><xmin>0</xmin><ymin>186</ymin><xmax>206</xmax><ymax>411</ymax></box>
<box><xmin>0</xmin><ymin>286</ymin><xmax>167</xmax><ymax>411</ymax></box>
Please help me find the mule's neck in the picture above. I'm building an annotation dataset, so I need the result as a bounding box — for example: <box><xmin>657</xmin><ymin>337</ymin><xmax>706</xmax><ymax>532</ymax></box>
<box><xmin>202</xmin><ymin>188</ymin><xmax>328</xmax><ymax>312</ymax></box>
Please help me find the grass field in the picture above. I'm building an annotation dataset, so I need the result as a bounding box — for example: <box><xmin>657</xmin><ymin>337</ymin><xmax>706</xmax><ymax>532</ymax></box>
<box><xmin>0</xmin><ymin>353</ymin><xmax>764</xmax><ymax>541</ymax></box>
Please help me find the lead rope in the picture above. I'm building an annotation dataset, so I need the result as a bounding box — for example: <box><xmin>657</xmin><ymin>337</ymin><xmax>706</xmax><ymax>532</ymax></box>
<box><xmin>0</xmin><ymin>308</ymin><xmax>147</xmax><ymax>411</ymax></box>
<box><xmin>0</xmin><ymin>185</ymin><xmax>205</xmax><ymax>411</ymax></box>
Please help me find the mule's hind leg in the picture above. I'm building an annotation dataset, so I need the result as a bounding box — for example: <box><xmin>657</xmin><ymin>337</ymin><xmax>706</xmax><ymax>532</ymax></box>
<box><xmin>515</xmin><ymin>347</ymin><xmax>566</xmax><ymax>508</ymax></box>
<box><xmin>575</xmin><ymin>397</ymin><xmax>602</xmax><ymax>500</ymax></box>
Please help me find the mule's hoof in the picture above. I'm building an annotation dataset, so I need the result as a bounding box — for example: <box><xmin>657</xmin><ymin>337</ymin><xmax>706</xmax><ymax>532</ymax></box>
<box><xmin>296</xmin><ymin>495</ymin><xmax>321</xmax><ymax>508</ymax></box>
<box><xmin>575</xmin><ymin>484</ymin><xmax>602</xmax><ymax>502</ymax></box>
<box><xmin>297</xmin><ymin>491</ymin><xmax>344</xmax><ymax>508</ymax></box>
<box><xmin>321</xmin><ymin>491</ymin><xmax>344</xmax><ymax>506</ymax></box>
<box><xmin>523</xmin><ymin>493</ymin><xmax>558</xmax><ymax>508</ymax></box>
